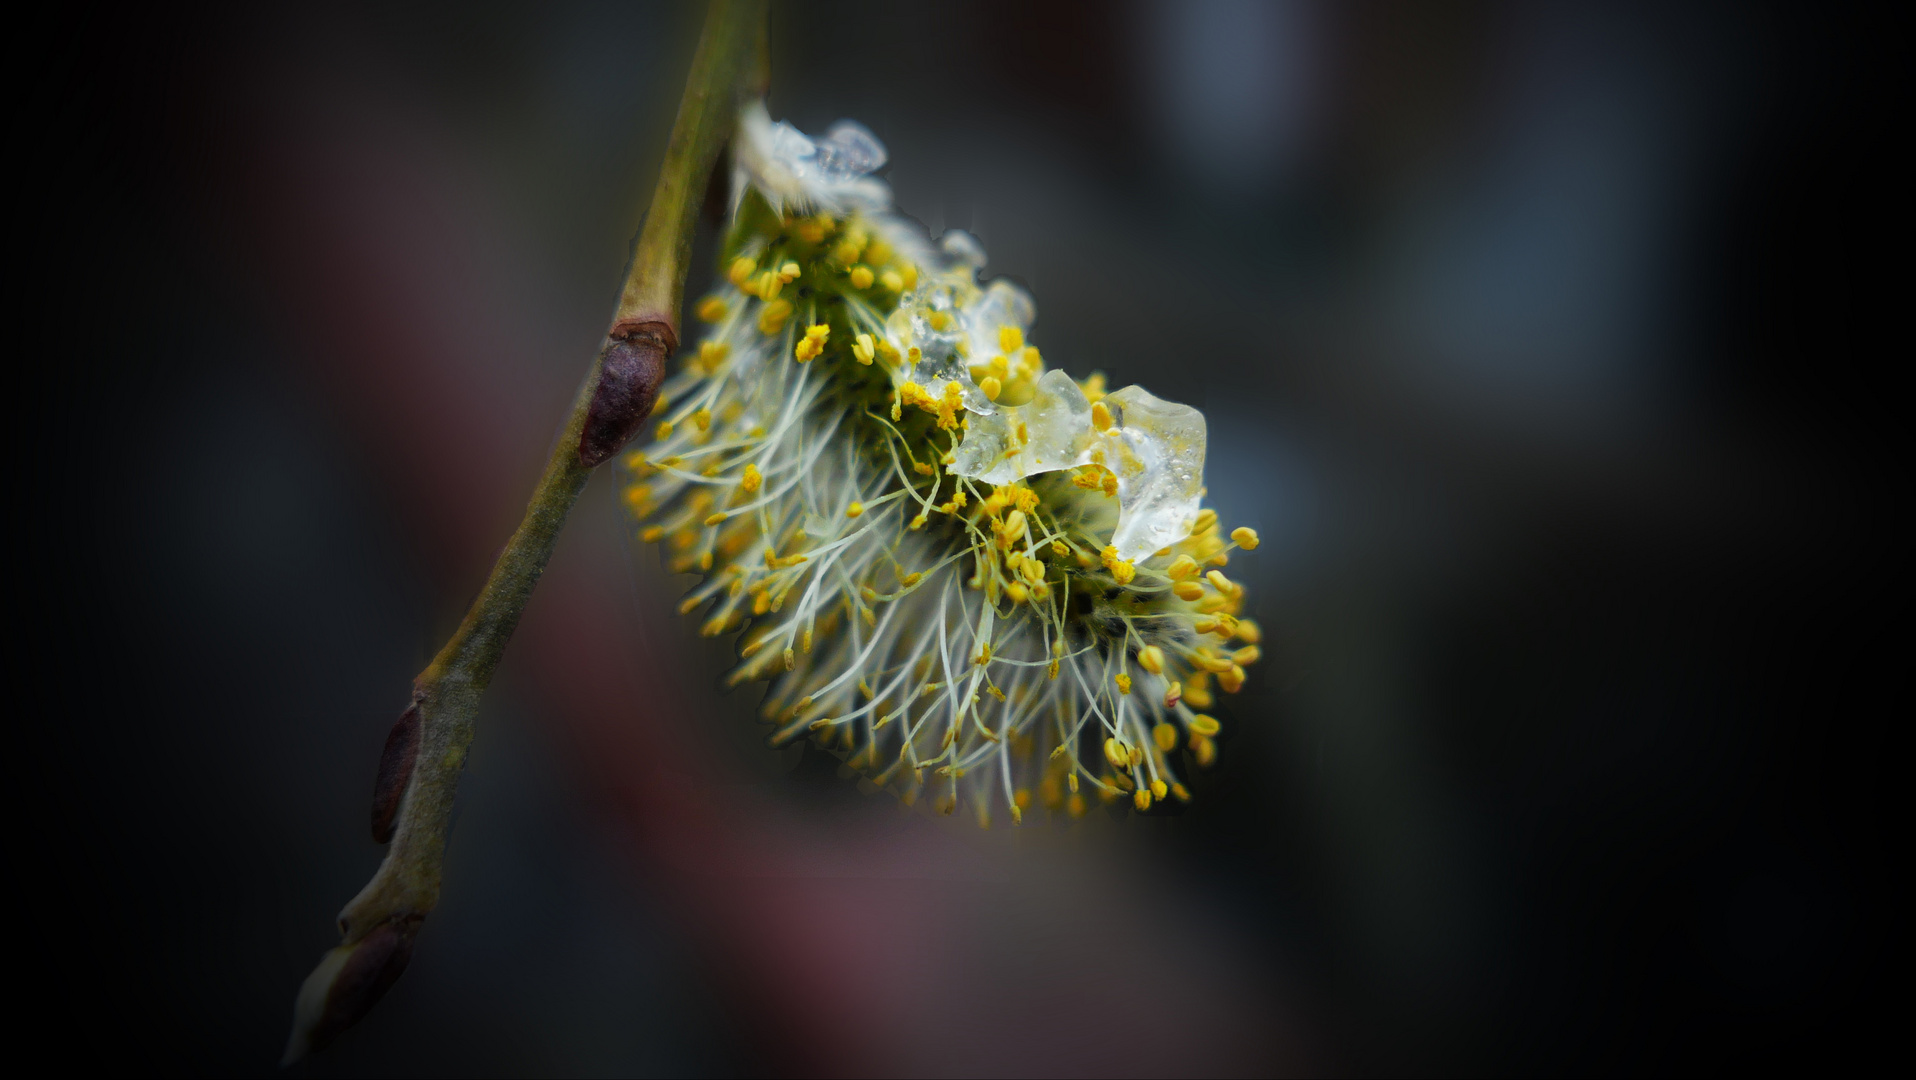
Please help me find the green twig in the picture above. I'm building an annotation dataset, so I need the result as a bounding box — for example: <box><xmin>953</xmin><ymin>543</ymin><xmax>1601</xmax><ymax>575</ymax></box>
<box><xmin>283</xmin><ymin>0</ymin><xmax>768</xmax><ymax>1063</ymax></box>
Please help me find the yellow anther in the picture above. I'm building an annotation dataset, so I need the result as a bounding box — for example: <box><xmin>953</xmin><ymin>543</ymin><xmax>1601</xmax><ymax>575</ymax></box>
<box><xmin>852</xmin><ymin>332</ymin><xmax>876</xmax><ymax>364</ymax></box>
<box><xmin>696</xmin><ymin>340</ymin><xmax>729</xmax><ymax>373</ymax></box>
<box><xmin>703</xmin><ymin>512</ymin><xmax>727</xmax><ymax>526</ymax></box>
<box><xmin>998</xmin><ymin>325</ymin><xmax>1024</xmax><ymax>353</ymax></box>
<box><xmin>928</xmin><ymin>310</ymin><xmax>953</xmax><ymax>332</ymax></box>
<box><xmin>1188</xmin><ymin>714</ymin><xmax>1221</xmax><ymax>737</ymax></box>
<box><xmin>846</xmin><ymin>502</ymin><xmax>865</xmax><ymax>518</ymax></box>
<box><xmin>1171</xmin><ymin>782</ymin><xmax>1192</xmax><ymax>802</ymax></box>
<box><xmin>880</xmin><ymin>269</ymin><xmax>904</xmax><ymax>292</ymax></box>
<box><xmin>1154</xmin><ymin>723</ymin><xmax>1178</xmax><ymax>752</ymax></box>
<box><xmin>1150</xmin><ymin>779</ymin><xmax>1168</xmax><ymax>800</ymax></box>
<box><xmin>1047</xmin><ymin>659</ymin><xmax>1060</xmax><ymax>679</ymax></box>
<box><xmin>1206</xmin><ymin>569</ymin><xmax>1234</xmax><ymax>594</ymax></box>
<box><xmin>728</xmin><ymin>256</ymin><xmax>756</xmax><ymax>285</ymax></box>
<box><xmin>694</xmin><ymin>408</ymin><xmax>711</xmax><ymax>432</ymax></box>
<box><xmin>752</xmin><ymin>591</ymin><xmax>770</xmax><ymax>615</ymax></box>
<box><xmin>979</xmin><ymin>375</ymin><xmax>1003</xmax><ymax>401</ymax></box>
<box><xmin>1235</xmin><ymin>618</ymin><xmax>1262</xmax><ymax>644</ymax></box>
<box><xmin>1052</xmin><ymin>540</ymin><xmax>1069</xmax><ymax>557</ymax></box>
<box><xmin>778</xmin><ymin>260</ymin><xmax>801</xmax><ymax>280</ymax></box>
<box><xmin>758</xmin><ymin>297</ymin><xmax>793</xmax><ymax>335</ymax></box>
<box><xmin>794</xmin><ymin>334</ymin><xmax>823</xmax><ymax>362</ymax></box>
<box><xmin>740</xmin><ymin>463</ymin><xmax>762</xmax><ymax>493</ymax></box>
<box><xmin>1091</xmin><ymin>400</ymin><xmax>1114</xmax><ymax>432</ymax></box>
<box><xmin>1103</xmin><ymin>738</ymin><xmax>1127</xmax><ymax>769</ymax></box>
<box><xmin>1067</xmin><ymin>771</ymin><xmax>1079</xmax><ymax>793</ymax></box>
<box><xmin>901</xmin><ymin>263</ymin><xmax>919</xmax><ymax>290</ymax></box>
<box><xmin>1232</xmin><ymin>526</ymin><xmax>1260</xmax><ymax>550</ymax></box>
<box><xmin>1133</xmin><ymin>788</ymin><xmax>1152</xmax><ymax>811</ymax></box>
<box><xmin>1163</xmin><ymin>680</ymin><xmax>1182</xmax><ymax>708</ymax></box>
<box><xmin>1138</xmin><ymin>645</ymin><xmax>1165</xmax><ymax>674</ymax></box>
<box><xmin>901</xmin><ymin>571</ymin><xmax>922</xmax><ymax>587</ymax></box>
<box><xmin>1219</xmin><ymin>665</ymin><xmax>1246</xmax><ymax>693</ymax></box>
<box><xmin>1192</xmin><ymin>733</ymin><xmax>1217</xmax><ymax>766</ymax></box>
<box><xmin>1128</xmin><ymin>744</ymin><xmax>1144</xmax><ymax>767</ymax></box>
<box><xmin>1192</xmin><ymin>617</ymin><xmax>1220</xmax><ymax>636</ymax></box>
<box><xmin>974</xmin><ymin>642</ymin><xmax>992</xmax><ymax>665</ymax></box>
<box><xmin>1233</xmin><ymin>645</ymin><xmax>1262</xmax><ymax>665</ymax></box>
<box><xmin>697</xmin><ymin>551</ymin><xmax>712</xmax><ymax>570</ymax></box>
<box><xmin>639</xmin><ymin>525</ymin><xmax>665</xmax><ymax>543</ymax></box>
<box><xmin>751</xmin><ymin>270</ymin><xmax>782</xmax><ymax>300</ymax></box>
<box><xmin>909</xmin><ymin>513</ymin><xmax>928</xmax><ymax>530</ymax></box>
<box><xmin>1173</xmin><ymin>581</ymin><xmax>1205</xmax><ymax>601</ymax></box>
<box><xmin>1005</xmin><ymin>582</ymin><xmax>1028</xmax><ymax>604</ymax></box>
<box><xmin>1111</xmin><ymin>558</ymin><xmax>1136</xmax><ymax>585</ymax></box>
<box><xmin>913</xmin><ymin>461</ymin><xmax>935</xmax><ymax>476</ymax></box>
<box><xmin>1194</xmin><ymin>508</ymin><xmax>1218</xmax><ymax>533</ymax></box>
<box><xmin>802</xmin><ymin>628</ymin><xmax>813</xmax><ymax>653</ymax></box>
<box><xmin>695</xmin><ymin>295</ymin><xmax>727</xmax><ymax>322</ymax></box>
<box><xmin>1184</xmin><ymin>683</ymin><xmax>1213</xmax><ymax>708</ymax></box>
<box><xmin>848</xmin><ymin>265</ymin><xmax>875</xmax><ymax>290</ymax></box>
<box><xmin>1116</xmin><ymin>672</ymin><xmax>1133</xmax><ymax>695</ymax></box>
<box><xmin>655</xmin><ymin>420</ymin><xmax>674</xmax><ymax>439</ymax></box>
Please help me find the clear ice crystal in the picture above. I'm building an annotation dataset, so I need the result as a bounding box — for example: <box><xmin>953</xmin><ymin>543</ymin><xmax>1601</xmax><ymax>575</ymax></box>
<box><xmin>1093</xmin><ymin>386</ymin><xmax>1207</xmax><ymax>561</ymax></box>
<box><xmin>963</xmin><ymin>280</ymin><xmax>1036</xmax><ymax>364</ymax></box>
<box><xmin>950</xmin><ymin>379</ymin><xmax>1209</xmax><ymax>562</ymax></box>
<box><xmin>813</xmin><ymin>121</ymin><xmax>887</xmax><ymax>180</ymax></box>
<box><xmin>939</xmin><ymin>229</ymin><xmax>988</xmax><ymax>269</ymax></box>
<box><xmin>949</xmin><ymin>370</ymin><xmax>1096</xmax><ymax>484</ymax></box>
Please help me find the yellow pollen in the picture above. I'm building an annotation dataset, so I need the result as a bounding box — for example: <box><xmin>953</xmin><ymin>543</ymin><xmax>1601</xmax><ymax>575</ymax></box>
<box><xmin>1133</xmin><ymin>788</ymin><xmax>1152</xmax><ymax>811</ymax></box>
<box><xmin>1138</xmin><ymin>645</ymin><xmax>1164</xmax><ymax>674</ymax></box>
<box><xmin>852</xmin><ymin>332</ymin><xmax>876</xmax><ymax>364</ymax></box>
<box><xmin>694</xmin><ymin>408</ymin><xmax>711</xmax><ymax>432</ymax></box>
<box><xmin>655</xmin><ymin>420</ymin><xmax>674</xmax><ymax>439</ymax></box>
<box><xmin>740</xmin><ymin>463</ymin><xmax>762</xmax><ymax>493</ymax></box>
<box><xmin>1115</xmin><ymin>672</ymin><xmax>1132</xmax><ymax>695</ymax></box>
<box><xmin>1005</xmin><ymin>582</ymin><xmax>1028</xmax><ymax>603</ymax></box>
<box><xmin>997</xmin><ymin>325</ymin><xmax>1024</xmax><ymax>353</ymax></box>
<box><xmin>695</xmin><ymin>295</ymin><xmax>727</xmax><ymax>322</ymax></box>
<box><xmin>846</xmin><ymin>502</ymin><xmax>865</xmax><ymax>518</ymax></box>
<box><xmin>1090</xmin><ymin>400</ymin><xmax>1113</xmax><ymax>432</ymax></box>
<box><xmin>704</xmin><ymin>512</ymin><xmax>727</xmax><ymax>526</ymax></box>
<box><xmin>758</xmin><ymin>298</ymin><xmax>793</xmax><ymax>334</ymax></box>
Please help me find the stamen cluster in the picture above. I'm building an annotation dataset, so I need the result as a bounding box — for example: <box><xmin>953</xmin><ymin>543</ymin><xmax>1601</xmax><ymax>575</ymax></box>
<box><xmin>619</xmin><ymin>105</ymin><xmax>1261</xmax><ymax>823</ymax></box>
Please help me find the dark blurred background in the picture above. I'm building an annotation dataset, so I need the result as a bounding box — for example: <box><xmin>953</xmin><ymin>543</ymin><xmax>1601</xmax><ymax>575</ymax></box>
<box><xmin>17</xmin><ymin>1</ymin><xmax>1897</xmax><ymax>1074</ymax></box>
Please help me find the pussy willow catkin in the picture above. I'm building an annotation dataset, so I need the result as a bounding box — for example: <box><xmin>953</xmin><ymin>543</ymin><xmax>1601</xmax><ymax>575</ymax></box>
<box><xmin>620</xmin><ymin>103</ymin><xmax>1261</xmax><ymax>824</ymax></box>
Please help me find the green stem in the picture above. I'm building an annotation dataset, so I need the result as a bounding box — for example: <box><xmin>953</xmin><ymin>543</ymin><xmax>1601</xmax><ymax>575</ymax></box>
<box><xmin>283</xmin><ymin>0</ymin><xmax>768</xmax><ymax>1063</ymax></box>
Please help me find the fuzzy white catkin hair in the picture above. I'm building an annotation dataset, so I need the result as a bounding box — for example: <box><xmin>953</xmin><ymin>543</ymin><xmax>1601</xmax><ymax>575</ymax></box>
<box><xmin>620</xmin><ymin>103</ymin><xmax>1262</xmax><ymax>824</ymax></box>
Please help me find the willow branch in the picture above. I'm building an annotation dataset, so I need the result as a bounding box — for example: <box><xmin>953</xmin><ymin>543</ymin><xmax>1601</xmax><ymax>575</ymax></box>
<box><xmin>283</xmin><ymin>0</ymin><xmax>768</xmax><ymax>1063</ymax></box>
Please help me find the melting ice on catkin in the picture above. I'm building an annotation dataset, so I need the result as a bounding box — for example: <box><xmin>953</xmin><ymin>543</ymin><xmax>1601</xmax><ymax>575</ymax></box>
<box><xmin>619</xmin><ymin>102</ymin><xmax>1262</xmax><ymax>824</ymax></box>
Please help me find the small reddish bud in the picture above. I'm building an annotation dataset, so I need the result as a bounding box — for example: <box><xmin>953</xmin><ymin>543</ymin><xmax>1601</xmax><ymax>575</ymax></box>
<box><xmin>371</xmin><ymin>702</ymin><xmax>421</xmax><ymax>844</ymax></box>
<box><xmin>580</xmin><ymin>323</ymin><xmax>673</xmax><ymax>466</ymax></box>
<box><xmin>282</xmin><ymin>916</ymin><xmax>423</xmax><ymax>1064</ymax></box>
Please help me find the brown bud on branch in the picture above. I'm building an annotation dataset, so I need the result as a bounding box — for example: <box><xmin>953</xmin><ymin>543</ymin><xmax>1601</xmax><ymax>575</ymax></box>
<box><xmin>371</xmin><ymin>699</ymin><xmax>422</xmax><ymax>844</ymax></box>
<box><xmin>579</xmin><ymin>323</ymin><xmax>673</xmax><ymax>466</ymax></box>
<box><xmin>282</xmin><ymin>915</ymin><xmax>423</xmax><ymax>1065</ymax></box>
